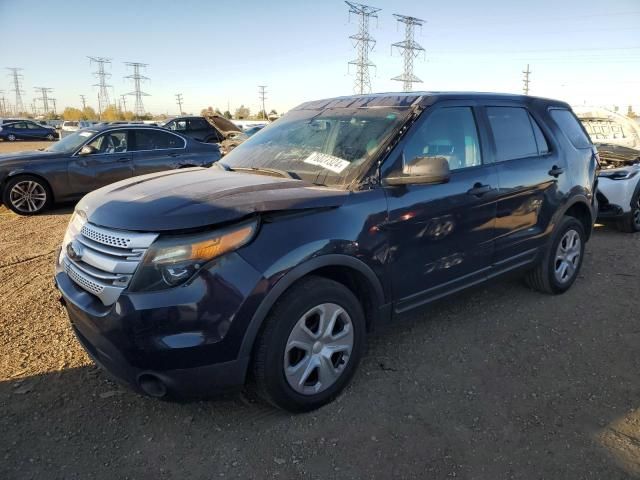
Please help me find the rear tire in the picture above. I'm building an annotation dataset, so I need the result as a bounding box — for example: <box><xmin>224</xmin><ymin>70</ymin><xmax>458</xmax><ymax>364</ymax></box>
<box><xmin>616</xmin><ymin>194</ymin><xmax>640</xmax><ymax>233</ymax></box>
<box><xmin>525</xmin><ymin>216</ymin><xmax>585</xmax><ymax>294</ymax></box>
<box><xmin>252</xmin><ymin>276</ymin><xmax>366</xmax><ymax>412</ymax></box>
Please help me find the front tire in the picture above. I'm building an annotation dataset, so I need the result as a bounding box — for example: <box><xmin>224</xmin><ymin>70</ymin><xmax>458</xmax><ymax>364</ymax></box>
<box><xmin>46</xmin><ymin>133</ymin><xmax>55</xmax><ymax>141</ymax></box>
<box><xmin>2</xmin><ymin>175</ymin><xmax>51</xmax><ymax>215</ymax></box>
<box><xmin>252</xmin><ymin>276</ymin><xmax>366</xmax><ymax>412</ymax></box>
<box><xmin>7</xmin><ymin>134</ymin><xmax>16</xmax><ymax>141</ymax></box>
<box><xmin>525</xmin><ymin>216</ymin><xmax>586</xmax><ymax>294</ymax></box>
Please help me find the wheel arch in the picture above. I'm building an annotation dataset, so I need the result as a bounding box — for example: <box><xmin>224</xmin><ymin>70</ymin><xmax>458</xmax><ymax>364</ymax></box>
<box><xmin>238</xmin><ymin>254</ymin><xmax>387</xmax><ymax>360</ymax></box>
<box><xmin>2</xmin><ymin>171</ymin><xmax>55</xmax><ymax>202</ymax></box>
<box><xmin>562</xmin><ymin>197</ymin><xmax>594</xmax><ymax>240</ymax></box>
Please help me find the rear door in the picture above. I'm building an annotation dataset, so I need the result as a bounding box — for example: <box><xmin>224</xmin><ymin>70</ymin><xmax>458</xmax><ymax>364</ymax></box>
<box><xmin>9</xmin><ymin>122</ymin><xmax>29</xmax><ymax>139</ymax></box>
<box><xmin>131</xmin><ymin>128</ymin><xmax>187</xmax><ymax>176</ymax></box>
<box><xmin>483</xmin><ymin>104</ymin><xmax>570</xmax><ymax>267</ymax></box>
<box><xmin>68</xmin><ymin>129</ymin><xmax>134</xmax><ymax>194</ymax></box>
<box><xmin>383</xmin><ymin>103</ymin><xmax>500</xmax><ymax>313</ymax></box>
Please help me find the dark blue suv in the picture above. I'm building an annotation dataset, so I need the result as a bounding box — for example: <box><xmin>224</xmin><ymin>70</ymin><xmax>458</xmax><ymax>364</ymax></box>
<box><xmin>55</xmin><ymin>92</ymin><xmax>598</xmax><ymax>411</ymax></box>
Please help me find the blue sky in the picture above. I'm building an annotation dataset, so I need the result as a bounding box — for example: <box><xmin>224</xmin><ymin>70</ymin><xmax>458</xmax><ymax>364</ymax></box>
<box><xmin>1</xmin><ymin>0</ymin><xmax>639</xmax><ymax>115</ymax></box>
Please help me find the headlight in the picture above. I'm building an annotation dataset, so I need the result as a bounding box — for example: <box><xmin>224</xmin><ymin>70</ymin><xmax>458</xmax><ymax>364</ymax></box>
<box><xmin>599</xmin><ymin>169</ymin><xmax>639</xmax><ymax>180</ymax></box>
<box><xmin>129</xmin><ymin>219</ymin><xmax>258</xmax><ymax>292</ymax></box>
<box><xmin>59</xmin><ymin>210</ymin><xmax>87</xmax><ymax>264</ymax></box>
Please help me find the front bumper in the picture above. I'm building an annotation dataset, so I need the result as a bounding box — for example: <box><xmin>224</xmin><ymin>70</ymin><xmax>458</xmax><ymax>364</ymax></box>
<box><xmin>55</xmin><ymin>249</ymin><xmax>266</xmax><ymax>397</ymax></box>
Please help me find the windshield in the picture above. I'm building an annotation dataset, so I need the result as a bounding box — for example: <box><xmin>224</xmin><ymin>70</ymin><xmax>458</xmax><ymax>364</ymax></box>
<box><xmin>45</xmin><ymin>129</ymin><xmax>96</xmax><ymax>153</ymax></box>
<box><xmin>221</xmin><ymin>107</ymin><xmax>409</xmax><ymax>186</ymax></box>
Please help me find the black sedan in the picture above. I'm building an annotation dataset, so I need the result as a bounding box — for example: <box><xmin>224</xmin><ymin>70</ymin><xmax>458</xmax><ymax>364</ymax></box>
<box><xmin>0</xmin><ymin>125</ymin><xmax>220</xmax><ymax>215</ymax></box>
<box><xmin>0</xmin><ymin>120</ymin><xmax>59</xmax><ymax>141</ymax></box>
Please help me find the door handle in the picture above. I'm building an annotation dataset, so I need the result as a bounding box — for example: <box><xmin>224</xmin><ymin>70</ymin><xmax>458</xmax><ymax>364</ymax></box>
<box><xmin>117</xmin><ymin>157</ymin><xmax>129</xmax><ymax>163</ymax></box>
<box><xmin>548</xmin><ymin>165</ymin><xmax>564</xmax><ymax>177</ymax></box>
<box><xmin>467</xmin><ymin>183</ymin><xmax>492</xmax><ymax>196</ymax></box>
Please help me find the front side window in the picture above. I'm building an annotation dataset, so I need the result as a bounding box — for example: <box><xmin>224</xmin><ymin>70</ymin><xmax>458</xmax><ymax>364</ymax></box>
<box><xmin>11</xmin><ymin>122</ymin><xmax>26</xmax><ymax>129</ymax></box>
<box><xmin>487</xmin><ymin>107</ymin><xmax>539</xmax><ymax>161</ymax></box>
<box><xmin>222</xmin><ymin>107</ymin><xmax>410</xmax><ymax>187</ymax></box>
<box><xmin>87</xmin><ymin>131</ymin><xmax>128</xmax><ymax>154</ymax></box>
<box><xmin>550</xmin><ymin>109</ymin><xmax>592</xmax><ymax>149</ymax></box>
<box><xmin>26</xmin><ymin>122</ymin><xmax>40</xmax><ymax>129</ymax></box>
<box><xmin>189</xmin><ymin>118</ymin><xmax>209</xmax><ymax>130</ymax></box>
<box><xmin>133</xmin><ymin>130</ymin><xmax>184</xmax><ymax>150</ymax></box>
<box><xmin>403</xmin><ymin>107</ymin><xmax>482</xmax><ymax>171</ymax></box>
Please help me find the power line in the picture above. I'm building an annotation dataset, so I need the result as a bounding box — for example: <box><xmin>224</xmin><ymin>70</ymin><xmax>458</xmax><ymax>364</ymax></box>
<box><xmin>522</xmin><ymin>64</ymin><xmax>531</xmax><ymax>95</ymax></box>
<box><xmin>121</xmin><ymin>94</ymin><xmax>128</xmax><ymax>112</ymax></box>
<box><xmin>88</xmin><ymin>57</ymin><xmax>112</xmax><ymax>114</ymax></box>
<box><xmin>0</xmin><ymin>90</ymin><xmax>6</xmax><ymax>116</ymax></box>
<box><xmin>124</xmin><ymin>62</ymin><xmax>150</xmax><ymax>118</ymax></box>
<box><xmin>7</xmin><ymin>68</ymin><xmax>25</xmax><ymax>115</ymax></box>
<box><xmin>79</xmin><ymin>94</ymin><xmax>87</xmax><ymax>110</ymax></box>
<box><xmin>345</xmin><ymin>1</ymin><xmax>381</xmax><ymax>95</ymax></box>
<box><xmin>34</xmin><ymin>87</ymin><xmax>54</xmax><ymax>114</ymax></box>
<box><xmin>391</xmin><ymin>14</ymin><xmax>425</xmax><ymax>92</ymax></box>
<box><xmin>258</xmin><ymin>86</ymin><xmax>267</xmax><ymax>118</ymax></box>
<box><xmin>175</xmin><ymin>93</ymin><xmax>184</xmax><ymax>115</ymax></box>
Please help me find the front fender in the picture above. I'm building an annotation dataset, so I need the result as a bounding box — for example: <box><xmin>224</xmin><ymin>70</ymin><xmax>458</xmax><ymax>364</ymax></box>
<box><xmin>237</xmin><ymin>253</ymin><xmax>386</xmax><ymax>359</ymax></box>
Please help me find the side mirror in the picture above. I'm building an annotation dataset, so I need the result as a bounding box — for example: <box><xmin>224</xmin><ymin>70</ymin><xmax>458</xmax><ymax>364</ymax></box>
<box><xmin>384</xmin><ymin>156</ymin><xmax>451</xmax><ymax>186</ymax></box>
<box><xmin>78</xmin><ymin>145</ymin><xmax>97</xmax><ymax>156</ymax></box>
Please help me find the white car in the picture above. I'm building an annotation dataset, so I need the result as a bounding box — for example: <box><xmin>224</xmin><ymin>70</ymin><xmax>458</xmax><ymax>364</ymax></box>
<box><xmin>61</xmin><ymin>121</ymin><xmax>80</xmax><ymax>132</ymax></box>
<box><xmin>575</xmin><ymin>107</ymin><xmax>640</xmax><ymax>232</ymax></box>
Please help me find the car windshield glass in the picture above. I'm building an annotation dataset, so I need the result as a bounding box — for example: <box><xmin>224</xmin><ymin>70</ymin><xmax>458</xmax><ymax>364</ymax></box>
<box><xmin>45</xmin><ymin>130</ymin><xmax>96</xmax><ymax>153</ymax></box>
<box><xmin>221</xmin><ymin>107</ymin><xmax>409</xmax><ymax>187</ymax></box>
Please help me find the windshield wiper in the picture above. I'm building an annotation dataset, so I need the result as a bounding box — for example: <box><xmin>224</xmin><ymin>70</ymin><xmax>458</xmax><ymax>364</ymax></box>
<box><xmin>220</xmin><ymin>164</ymin><xmax>299</xmax><ymax>180</ymax></box>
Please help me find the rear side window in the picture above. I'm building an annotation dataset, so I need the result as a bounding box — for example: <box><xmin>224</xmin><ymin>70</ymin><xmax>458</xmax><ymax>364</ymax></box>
<box><xmin>189</xmin><ymin>118</ymin><xmax>210</xmax><ymax>130</ymax></box>
<box><xmin>550</xmin><ymin>109</ymin><xmax>592</xmax><ymax>149</ymax></box>
<box><xmin>487</xmin><ymin>107</ymin><xmax>539</xmax><ymax>161</ymax></box>
<box><xmin>133</xmin><ymin>130</ymin><xmax>185</xmax><ymax>150</ymax></box>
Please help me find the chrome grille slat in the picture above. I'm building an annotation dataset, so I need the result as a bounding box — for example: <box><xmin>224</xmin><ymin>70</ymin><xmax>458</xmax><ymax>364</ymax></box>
<box><xmin>61</xmin><ymin>221</ymin><xmax>158</xmax><ymax>306</ymax></box>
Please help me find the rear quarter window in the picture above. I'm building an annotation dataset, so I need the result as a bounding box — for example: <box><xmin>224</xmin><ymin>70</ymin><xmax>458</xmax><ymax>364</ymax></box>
<box><xmin>550</xmin><ymin>109</ymin><xmax>592</xmax><ymax>149</ymax></box>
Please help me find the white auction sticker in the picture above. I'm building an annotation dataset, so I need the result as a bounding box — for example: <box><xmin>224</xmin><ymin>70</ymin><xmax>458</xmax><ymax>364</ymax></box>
<box><xmin>78</xmin><ymin>131</ymin><xmax>92</xmax><ymax>137</ymax></box>
<box><xmin>303</xmin><ymin>152</ymin><xmax>350</xmax><ymax>174</ymax></box>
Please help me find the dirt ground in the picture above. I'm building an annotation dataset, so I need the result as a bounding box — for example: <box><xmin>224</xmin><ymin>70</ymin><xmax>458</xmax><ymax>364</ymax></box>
<box><xmin>1</xmin><ymin>140</ymin><xmax>639</xmax><ymax>479</ymax></box>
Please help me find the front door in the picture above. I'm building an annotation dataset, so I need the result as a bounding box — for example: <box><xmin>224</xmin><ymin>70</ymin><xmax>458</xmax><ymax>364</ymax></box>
<box><xmin>382</xmin><ymin>105</ymin><xmax>499</xmax><ymax>314</ymax></box>
<box><xmin>68</xmin><ymin>130</ymin><xmax>134</xmax><ymax>194</ymax></box>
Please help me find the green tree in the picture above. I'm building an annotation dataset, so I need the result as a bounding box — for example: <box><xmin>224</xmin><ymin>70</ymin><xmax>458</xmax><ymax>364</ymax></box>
<box><xmin>255</xmin><ymin>110</ymin><xmax>267</xmax><ymax>120</ymax></box>
<box><xmin>269</xmin><ymin>109</ymin><xmax>278</xmax><ymax>116</ymax></box>
<box><xmin>62</xmin><ymin>107</ymin><xmax>83</xmax><ymax>121</ymax></box>
<box><xmin>223</xmin><ymin>110</ymin><xmax>232</xmax><ymax>119</ymax></box>
<box><xmin>234</xmin><ymin>105</ymin><xmax>250</xmax><ymax>119</ymax></box>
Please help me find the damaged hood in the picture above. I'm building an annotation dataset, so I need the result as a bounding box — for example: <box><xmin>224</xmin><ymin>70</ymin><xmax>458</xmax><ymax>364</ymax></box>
<box><xmin>77</xmin><ymin>167</ymin><xmax>349</xmax><ymax>232</ymax></box>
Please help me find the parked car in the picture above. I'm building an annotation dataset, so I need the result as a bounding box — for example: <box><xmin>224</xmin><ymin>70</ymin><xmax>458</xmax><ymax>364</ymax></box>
<box><xmin>243</xmin><ymin>125</ymin><xmax>265</xmax><ymax>137</ymax></box>
<box><xmin>0</xmin><ymin>120</ymin><xmax>58</xmax><ymax>141</ymax></box>
<box><xmin>61</xmin><ymin>121</ymin><xmax>81</xmax><ymax>133</ymax></box>
<box><xmin>162</xmin><ymin>115</ymin><xmax>247</xmax><ymax>154</ymax></box>
<box><xmin>55</xmin><ymin>92</ymin><xmax>598</xmax><ymax>412</ymax></box>
<box><xmin>0</xmin><ymin>125</ymin><xmax>220</xmax><ymax>214</ymax></box>
<box><xmin>575</xmin><ymin>107</ymin><xmax>640</xmax><ymax>232</ymax></box>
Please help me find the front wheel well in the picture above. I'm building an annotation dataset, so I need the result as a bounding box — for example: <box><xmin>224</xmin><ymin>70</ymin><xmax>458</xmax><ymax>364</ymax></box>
<box><xmin>2</xmin><ymin>173</ymin><xmax>55</xmax><ymax>201</ymax></box>
<box><xmin>302</xmin><ymin>265</ymin><xmax>379</xmax><ymax>331</ymax></box>
<box><xmin>564</xmin><ymin>201</ymin><xmax>593</xmax><ymax>240</ymax></box>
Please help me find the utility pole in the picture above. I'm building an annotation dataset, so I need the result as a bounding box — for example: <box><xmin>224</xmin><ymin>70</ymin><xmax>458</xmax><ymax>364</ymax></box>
<box><xmin>124</xmin><ymin>62</ymin><xmax>150</xmax><ymax>118</ymax></box>
<box><xmin>7</xmin><ymin>67</ymin><xmax>25</xmax><ymax>114</ymax></box>
<box><xmin>391</xmin><ymin>14</ymin><xmax>425</xmax><ymax>92</ymax></box>
<box><xmin>0</xmin><ymin>90</ymin><xmax>5</xmax><ymax>116</ymax></box>
<box><xmin>80</xmin><ymin>94</ymin><xmax>87</xmax><ymax>110</ymax></box>
<box><xmin>258</xmin><ymin>86</ymin><xmax>267</xmax><ymax>119</ymax></box>
<box><xmin>89</xmin><ymin>57</ymin><xmax>113</xmax><ymax>112</ymax></box>
<box><xmin>345</xmin><ymin>2</ymin><xmax>381</xmax><ymax>95</ymax></box>
<box><xmin>51</xmin><ymin>98</ymin><xmax>57</xmax><ymax>115</ymax></box>
<box><xmin>522</xmin><ymin>64</ymin><xmax>531</xmax><ymax>95</ymax></box>
<box><xmin>120</xmin><ymin>94</ymin><xmax>128</xmax><ymax>112</ymax></box>
<box><xmin>30</xmin><ymin>102</ymin><xmax>37</xmax><ymax>116</ymax></box>
<box><xmin>34</xmin><ymin>87</ymin><xmax>53</xmax><ymax>114</ymax></box>
<box><xmin>175</xmin><ymin>93</ymin><xmax>184</xmax><ymax>115</ymax></box>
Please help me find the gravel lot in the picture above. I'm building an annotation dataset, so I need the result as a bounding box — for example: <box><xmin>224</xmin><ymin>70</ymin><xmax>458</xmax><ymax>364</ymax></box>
<box><xmin>1</xmin><ymin>140</ymin><xmax>639</xmax><ymax>479</ymax></box>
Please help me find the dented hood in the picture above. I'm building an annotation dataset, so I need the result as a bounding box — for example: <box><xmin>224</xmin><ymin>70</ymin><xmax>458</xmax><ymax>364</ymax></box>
<box><xmin>77</xmin><ymin>167</ymin><xmax>348</xmax><ymax>232</ymax></box>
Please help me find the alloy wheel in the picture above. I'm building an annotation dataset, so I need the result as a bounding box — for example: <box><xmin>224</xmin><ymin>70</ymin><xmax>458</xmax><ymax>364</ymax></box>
<box><xmin>284</xmin><ymin>302</ymin><xmax>354</xmax><ymax>395</ymax></box>
<box><xmin>554</xmin><ymin>229</ymin><xmax>581</xmax><ymax>284</ymax></box>
<box><xmin>7</xmin><ymin>134</ymin><xmax>16</xmax><ymax>141</ymax></box>
<box><xmin>9</xmin><ymin>180</ymin><xmax>47</xmax><ymax>213</ymax></box>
